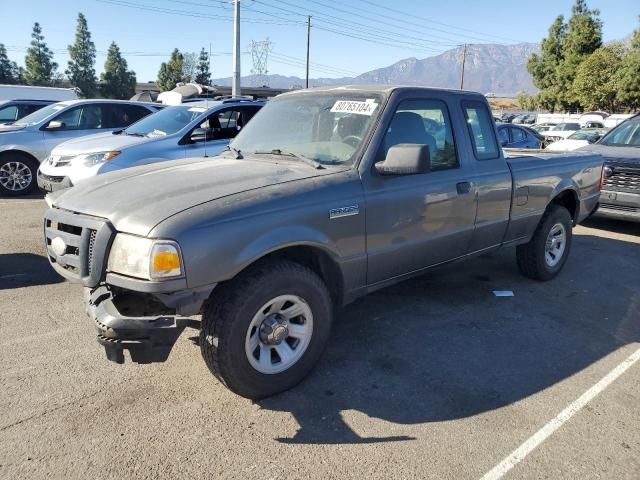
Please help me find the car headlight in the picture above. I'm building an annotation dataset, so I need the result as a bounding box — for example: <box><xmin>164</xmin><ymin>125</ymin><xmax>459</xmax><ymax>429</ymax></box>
<box><xmin>107</xmin><ymin>233</ymin><xmax>182</xmax><ymax>280</ymax></box>
<box><xmin>78</xmin><ymin>151</ymin><xmax>121</xmax><ymax>167</ymax></box>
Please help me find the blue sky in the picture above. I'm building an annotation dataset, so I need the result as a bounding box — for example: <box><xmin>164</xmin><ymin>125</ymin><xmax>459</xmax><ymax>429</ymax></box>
<box><xmin>2</xmin><ymin>0</ymin><xmax>638</xmax><ymax>82</ymax></box>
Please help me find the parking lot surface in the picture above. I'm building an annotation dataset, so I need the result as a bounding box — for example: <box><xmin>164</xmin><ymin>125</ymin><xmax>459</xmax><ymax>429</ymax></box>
<box><xmin>1</xmin><ymin>197</ymin><xmax>639</xmax><ymax>480</ymax></box>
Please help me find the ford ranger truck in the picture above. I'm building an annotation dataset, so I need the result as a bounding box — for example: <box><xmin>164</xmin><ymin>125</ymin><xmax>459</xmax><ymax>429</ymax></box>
<box><xmin>43</xmin><ymin>86</ymin><xmax>603</xmax><ymax>399</ymax></box>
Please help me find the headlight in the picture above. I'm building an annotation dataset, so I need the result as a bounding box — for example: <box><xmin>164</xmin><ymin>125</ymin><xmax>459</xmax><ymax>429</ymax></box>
<box><xmin>77</xmin><ymin>151</ymin><xmax>121</xmax><ymax>167</ymax></box>
<box><xmin>107</xmin><ymin>233</ymin><xmax>182</xmax><ymax>280</ymax></box>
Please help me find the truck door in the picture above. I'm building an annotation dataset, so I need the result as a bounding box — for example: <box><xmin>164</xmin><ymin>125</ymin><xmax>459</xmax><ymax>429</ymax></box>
<box><xmin>363</xmin><ymin>97</ymin><xmax>478</xmax><ymax>285</ymax></box>
<box><xmin>461</xmin><ymin>101</ymin><xmax>512</xmax><ymax>252</ymax></box>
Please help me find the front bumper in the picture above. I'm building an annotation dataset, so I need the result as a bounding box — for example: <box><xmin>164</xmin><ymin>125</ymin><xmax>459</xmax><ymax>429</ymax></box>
<box><xmin>37</xmin><ymin>168</ymin><xmax>73</xmax><ymax>193</ymax></box>
<box><xmin>596</xmin><ymin>190</ymin><xmax>640</xmax><ymax>223</ymax></box>
<box><xmin>85</xmin><ymin>286</ymin><xmax>201</xmax><ymax>364</ymax></box>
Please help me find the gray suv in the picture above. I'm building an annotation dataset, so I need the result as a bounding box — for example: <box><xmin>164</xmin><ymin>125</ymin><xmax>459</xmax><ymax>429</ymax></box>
<box><xmin>0</xmin><ymin>99</ymin><xmax>160</xmax><ymax>196</ymax></box>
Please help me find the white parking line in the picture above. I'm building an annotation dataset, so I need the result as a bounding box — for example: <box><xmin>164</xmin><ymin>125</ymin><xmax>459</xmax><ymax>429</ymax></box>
<box><xmin>480</xmin><ymin>345</ymin><xmax>640</xmax><ymax>480</ymax></box>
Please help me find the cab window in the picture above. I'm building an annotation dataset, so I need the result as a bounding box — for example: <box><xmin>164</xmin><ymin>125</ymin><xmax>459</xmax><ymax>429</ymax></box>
<box><xmin>463</xmin><ymin>101</ymin><xmax>500</xmax><ymax>160</ymax></box>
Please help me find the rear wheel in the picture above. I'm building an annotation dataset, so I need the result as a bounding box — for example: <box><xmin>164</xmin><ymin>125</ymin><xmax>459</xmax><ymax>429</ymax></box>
<box><xmin>516</xmin><ymin>205</ymin><xmax>573</xmax><ymax>281</ymax></box>
<box><xmin>0</xmin><ymin>154</ymin><xmax>39</xmax><ymax>196</ymax></box>
<box><xmin>200</xmin><ymin>259</ymin><xmax>333</xmax><ymax>399</ymax></box>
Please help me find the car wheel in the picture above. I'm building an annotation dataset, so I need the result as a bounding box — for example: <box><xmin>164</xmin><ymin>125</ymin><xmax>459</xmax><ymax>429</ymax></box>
<box><xmin>516</xmin><ymin>205</ymin><xmax>573</xmax><ymax>281</ymax></box>
<box><xmin>200</xmin><ymin>259</ymin><xmax>333</xmax><ymax>399</ymax></box>
<box><xmin>0</xmin><ymin>154</ymin><xmax>39</xmax><ymax>196</ymax></box>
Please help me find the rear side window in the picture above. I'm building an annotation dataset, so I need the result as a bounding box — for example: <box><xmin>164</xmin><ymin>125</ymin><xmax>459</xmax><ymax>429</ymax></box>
<box><xmin>105</xmin><ymin>104</ymin><xmax>151</xmax><ymax>128</ymax></box>
<box><xmin>0</xmin><ymin>105</ymin><xmax>18</xmax><ymax>122</ymax></box>
<box><xmin>463</xmin><ymin>101</ymin><xmax>500</xmax><ymax>160</ymax></box>
<box><xmin>511</xmin><ymin>127</ymin><xmax>526</xmax><ymax>142</ymax></box>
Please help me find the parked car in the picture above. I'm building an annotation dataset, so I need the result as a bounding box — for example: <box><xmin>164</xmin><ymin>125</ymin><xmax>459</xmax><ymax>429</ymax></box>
<box><xmin>37</xmin><ymin>99</ymin><xmax>264</xmax><ymax>192</ymax></box>
<box><xmin>0</xmin><ymin>84</ymin><xmax>80</xmax><ymax>102</ymax></box>
<box><xmin>530</xmin><ymin>123</ymin><xmax>557</xmax><ymax>134</ymax></box>
<box><xmin>545</xmin><ymin>128</ymin><xmax>608</xmax><ymax>152</ymax></box>
<box><xmin>0</xmin><ymin>99</ymin><xmax>55</xmax><ymax>126</ymax></box>
<box><xmin>0</xmin><ymin>99</ymin><xmax>161</xmax><ymax>196</ymax></box>
<box><xmin>544</xmin><ymin>122</ymin><xmax>582</xmax><ymax>144</ymax></box>
<box><xmin>578</xmin><ymin>113</ymin><xmax>640</xmax><ymax>222</ymax></box>
<box><xmin>582</xmin><ymin>121</ymin><xmax>605</xmax><ymax>129</ymax></box>
<box><xmin>496</xmin><ymin>123</ymin><xmax>543</xmax><ymax>149</ymax></box>
<box><xmin>500</xmin><ymin>113</ymin><xmax>517</xmax><ymax>123</ymax></box>
<box><xmin>43</xmin><ymin>86</ymin><xmax>603</xmax><ymax>399</ymax></box>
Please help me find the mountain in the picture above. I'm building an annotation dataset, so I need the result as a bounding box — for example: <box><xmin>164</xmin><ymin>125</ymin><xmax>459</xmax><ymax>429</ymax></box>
<box><xmin>212</xmin><ymin>42</ymin><xmax>541</xmax><ymax>95</ymax></box>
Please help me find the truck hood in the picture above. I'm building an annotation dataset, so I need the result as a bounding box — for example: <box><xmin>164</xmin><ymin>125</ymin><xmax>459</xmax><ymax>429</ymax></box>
<box><xmin>50</xmin><ymin>156</ymin><xmax>336</xmax><ymax>236</ymax></box>
<box><xmin>577</xmin><ymin>144</ymin><xmax>640</xmax><ymax>163</ymax></box>
<box><xmin>51</xmin><ymin>131</ymin><xmax>150</xmax><ymax>155</ymax></box>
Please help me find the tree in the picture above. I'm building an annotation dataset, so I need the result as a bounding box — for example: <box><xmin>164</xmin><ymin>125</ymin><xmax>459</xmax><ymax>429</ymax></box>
<box><xmin>66</xmin><ymin>13</ymin><xmax>97</xmax><ymax>97</ymax></box>
<box><xmin>527</xmin><ymin>15</ymin><xmax>567</xmax><ymax>112</ymax></box>
<box><xmin>23</xmin><ymin>22</ymin><xmax>58</xmax><ymax>85</ymax></box>
<box><xmin>0</xmin><ymin>44</ymin><xmax>22</xmax><ymax>84</ymax></box>
<box><xmin>182</xmin><ymin>52</ymin><xmax>197</xmax><ymax>83</ymax></box>
<box><xmin>99</xmin><ymin>42</ymin><xmax>137</xmax><ymax>99</ymax></box>
<box><xmin>517</xmin><ymin>92</ymin><xmax>538</xmax><ymax>112</ymax></box>
<box><xmin>556</xmin><ymin>0</ymin><xmax>603</xmax><ymax>110</ymax></box>
<box><xmin>615</xmin><ymin>18</ymin><xmax>640</xmax><ymax>111</ymax></box>
<box><xmin>573</xmin><ymin>44</ymin><xmax>624</xmax><ymax>112</ymax></box>
<box><xmin>156</xmin><ymin>48</ymin><xmax>184</xmax><ymax>91</ymax></box>
<box><xmin>195</xmin><ymin>48</ymin><xmax>211</xmax><ymax>85</ymax></box>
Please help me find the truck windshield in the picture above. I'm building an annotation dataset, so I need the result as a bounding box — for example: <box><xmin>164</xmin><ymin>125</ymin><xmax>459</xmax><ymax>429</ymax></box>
<box><xmin>14</xmin><ymin>102</ymin><xmax>69</xmax><ymax>126</ymax></box>
<box><xmin>599</xmin><ymin>116</ymin><xmax>640</xmax><ymax>147</ymax></box>
<box><xmin>124</xmin><ymin>105</ymin><xmax>207</xmax><ymax>137</ymax></box>
<box><xmin>230</xmin><ymin>93</ymin><xmax>384</xmax><ymax>165</ymax></box>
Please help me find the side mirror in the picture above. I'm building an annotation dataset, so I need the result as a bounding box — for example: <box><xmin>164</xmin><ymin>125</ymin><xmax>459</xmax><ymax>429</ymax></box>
<box><xmin>190</xmin><ymin>127</ymin><xmax>210</xmax><ymax>142</ymax></box>
<box><xmin>46</xmin><ymin>120</ymin><xmax>64</xmax><ymax>130</ymax></box>
<box><xmin>375</xmin><ymin>144</ymin><xmax>430</xmax><ymax>175</ymax></box>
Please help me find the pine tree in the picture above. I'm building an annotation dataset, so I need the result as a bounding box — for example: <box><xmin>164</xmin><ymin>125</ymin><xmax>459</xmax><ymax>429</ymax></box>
<box><xmin>195</xmin><ymin>48</ymin><xmax>211</xmax><ymax>85</ymax></box>
<box><xmin>23</xmin><ymin>22</ymin><xmax>58</xmax><ymax>85</ymax></box>
<box><xmin>616</xmin><ymin>18</ymin><xmax>640</xmax><ymax>110</ymax></box>
<box><xmin>557</xmin><ymin>0</ymin><xmax>602</xmax><ymax>110</ymax></box>
<box><xmin>0</xmin><ymin>44</ymin><xmax>22</xmax><ymax>84</ymax></box>
<box><xmin>182</xmin><ymin>52</ymin><xmax>197</xmax><ymax>83</ymax></box>
<box><xmin>66</xmin><ymin>13</ymin><xmax>97</xmax><ymax>97</ymax></box>
<box><xmin>100</xmin><ymin>42</ymin><xmax>137</xmax><ymax>99</ymax></box>
<box><xmin>156</xmin><ymin>49</ymin><xmax>184</xmax><ymax>91</ymax></box>
<box><xmin>526</xmin><ymin>15</ymin><xmax>567</xmax><ymax>112</ymax></box>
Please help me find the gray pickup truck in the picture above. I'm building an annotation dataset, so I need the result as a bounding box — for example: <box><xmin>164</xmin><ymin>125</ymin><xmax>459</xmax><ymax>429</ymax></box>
<box><xmin>43</xmin><ymin>86</ymin><xmax>603</xmax><ymax>399</ymax></box>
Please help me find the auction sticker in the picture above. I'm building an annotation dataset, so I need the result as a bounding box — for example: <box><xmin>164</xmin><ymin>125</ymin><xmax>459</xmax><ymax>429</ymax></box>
<box><xmin>330</xmin><ymin>99</ymin><xmax>378</xmax><ymax>116</ymax></box>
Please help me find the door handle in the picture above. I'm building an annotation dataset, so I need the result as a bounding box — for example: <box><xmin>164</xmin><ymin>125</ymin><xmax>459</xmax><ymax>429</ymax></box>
<box><xmin>456</xmin><ymin>181</ymin><xmax>473</xmax><ymax>195</ymax></box>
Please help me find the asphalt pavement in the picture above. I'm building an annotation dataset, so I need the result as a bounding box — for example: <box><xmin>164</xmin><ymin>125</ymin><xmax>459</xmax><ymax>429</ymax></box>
<box><xmin>1</xmin><ymin>197</ymin><xmax>638</xmax><ymax>480</ymax></box>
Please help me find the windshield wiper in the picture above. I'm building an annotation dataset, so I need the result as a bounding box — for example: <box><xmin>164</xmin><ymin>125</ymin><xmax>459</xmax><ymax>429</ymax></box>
<box><xmin>253</xmin><ymin>149</ymin><xmax>324</xmax><ymax>169</ymax></box>
<box><xmin>224</xmin><ymin>145</ymin><xmax>243</xmax><ymax>159</ymax></box>
<box><xmin>123</xmin><ymin>131</ymin><xmax>145</xmax><ymax>137</ymax></box>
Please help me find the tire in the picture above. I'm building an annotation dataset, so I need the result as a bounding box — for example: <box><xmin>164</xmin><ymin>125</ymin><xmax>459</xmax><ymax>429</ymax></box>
<box><xmin>516</xmin><ymin>205</ymin><xmax>573</xmax><ymax>281</ymax></box>
<box><xmin>0</xmin><ymin>153</ymin><xmax>39</xmax><ymax>196</ymax></box>
<box><xmin>200</xmin><ymin>259</ymin><xmax>333</xmax><ymax>399</ymax></box>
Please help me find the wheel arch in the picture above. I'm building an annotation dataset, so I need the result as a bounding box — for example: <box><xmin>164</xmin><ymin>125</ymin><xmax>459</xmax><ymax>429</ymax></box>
<box><xmin>0</xmin><ymin>148</ymin><xmax>40</xmax><ymax>165</ymax></box>
<box><xmin>548</xmin><ymin>187</ymin><xmax>580</xmax><ymax>225</ymax></box>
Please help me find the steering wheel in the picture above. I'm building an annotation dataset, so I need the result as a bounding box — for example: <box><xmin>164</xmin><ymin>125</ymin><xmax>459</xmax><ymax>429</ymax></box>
<box><xmin>342</xmin><ymin>135</ymin><xmax>362</xmax><ymax>148</ymax></box>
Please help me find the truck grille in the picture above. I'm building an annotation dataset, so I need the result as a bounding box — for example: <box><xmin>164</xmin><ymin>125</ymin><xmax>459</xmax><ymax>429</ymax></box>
<box><xmin>600</xmin><ymin>203</ymin><xmax>639</xmax><ymax>214</ymax></box>
<box><xmin>44</xmin><ymin>208</ymin><xmax>114</xmax><ymax>287</ymax></box>
<box><xmin>603</xmin><ymin>162</ymin><xmax>640</xmax><ymax>193</ymax></box>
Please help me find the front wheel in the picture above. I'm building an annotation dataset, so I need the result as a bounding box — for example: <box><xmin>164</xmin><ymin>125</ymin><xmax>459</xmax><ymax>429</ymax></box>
<box><xmin>516</xmin><ymin>205</ymin><xmax>573</xmax><ymax>281</ymax></box>
<box><xmin>200</xmin><ymin>259</ymin><xmax>333</xmax><ymax>399</ymax></box>
<box><xmin>0</xmin><ymin>154</ymin><xmax>39</xmax><ymax>196</ymax></box>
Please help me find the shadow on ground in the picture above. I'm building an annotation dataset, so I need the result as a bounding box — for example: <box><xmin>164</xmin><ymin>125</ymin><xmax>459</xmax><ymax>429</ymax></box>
<box><xmin>582</xmin><ymin>216</ymin><xmax>640</xmax><ymax>236</ymax></box>
<box><xmin>258</xmin><ymin>233</ymin><xmax>640</xmax><ymax>444</ymax></box>
<box><xmin>0</xmin><ymin>253</ymin><xmax>63</xmax><ymax>289</ymax></box>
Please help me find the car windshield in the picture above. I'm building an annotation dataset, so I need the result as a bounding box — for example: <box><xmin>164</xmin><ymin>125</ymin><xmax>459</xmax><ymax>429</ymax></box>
<box><xmin>124</xmin><ymin>105</ymin><xmax>207</xmax><ymax>136</ymax></box>
<box><xmin>555</xmin><ymin>123</ymin><xmax>580</xmax><ymax>131</ymax></box>
<box><xmin>230</xmin><ymin>92</ymin><xmax>384</xmax><ymax>165</ymax></box>
<box><xmin>14</xmin><ymin>102</ymin><xmax>69</xmax><ymax>126</ymax></box>
<box><xmin>569</xmin><ymin>130</ymin><xmax>599</xmax><ymax>140</ymax></box>
<box><xmin>599</xmin><ymin>116</ymin><xmax>640</xmax><ymax>147</ymax></box>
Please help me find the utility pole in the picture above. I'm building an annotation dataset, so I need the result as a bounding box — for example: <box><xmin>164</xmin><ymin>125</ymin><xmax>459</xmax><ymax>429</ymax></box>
<box><xmin>305</xmin><ymin>16</ymin><xmax>311</xmax><ymax>89</ymax></box>
<box><xmin>232</xmin><ymin>0</ymin><xmax>241</xmax><ymax>97</ymax></box>
<box><xmin>459</xmin><ymin>43</ymin><xmax>467</xmax><ymax>90</ymax></box>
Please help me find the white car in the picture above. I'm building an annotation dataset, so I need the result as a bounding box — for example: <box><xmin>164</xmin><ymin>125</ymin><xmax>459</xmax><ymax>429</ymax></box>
<box><xmin>545</xmin><ymin>128</ymin><xmax>608</xmax><ymax>152</ymax></box>
<box><xmin>543</xmin><ymin>122</ymin><xmax>581</xmax><ymax>144</ymax></box>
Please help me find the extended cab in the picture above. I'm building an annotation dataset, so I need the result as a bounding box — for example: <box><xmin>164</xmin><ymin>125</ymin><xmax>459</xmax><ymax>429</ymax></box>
<box><xmin>43</xmin><ymin>87</ymin><xmax>603</xmax><ymax>399</ymax></box>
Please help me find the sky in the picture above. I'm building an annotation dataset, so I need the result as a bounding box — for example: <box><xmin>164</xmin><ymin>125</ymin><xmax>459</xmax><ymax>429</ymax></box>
<box><xmin>2</xmin><ymin>0</ymin><xmax>638</xmax><ymax>82</ymax></box>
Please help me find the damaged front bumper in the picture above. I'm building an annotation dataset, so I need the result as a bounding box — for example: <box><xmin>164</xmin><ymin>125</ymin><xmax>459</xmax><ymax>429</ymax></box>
<box><xmin>85</xmin><ymin>285</ymin><xmax>213</xmax><ymax>364</ymax></box>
